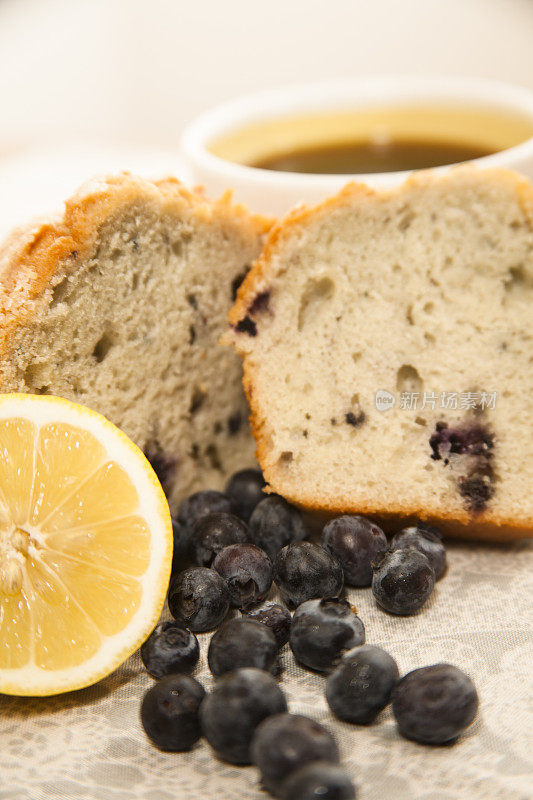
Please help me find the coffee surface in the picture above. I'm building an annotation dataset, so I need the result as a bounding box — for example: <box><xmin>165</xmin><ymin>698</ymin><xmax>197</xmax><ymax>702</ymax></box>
<box><xmin>210</xmin><ymin>105</ymin><xmax>533</xmax><ymax>175</ymax></box>
<box><xmin>254</xmin><ymin>139</ymin><xmax>495</xmax><ymax>174</ymax></box>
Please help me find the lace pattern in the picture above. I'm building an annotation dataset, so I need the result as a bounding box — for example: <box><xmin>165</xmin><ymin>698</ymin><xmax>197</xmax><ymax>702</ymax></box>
<box><xmin>1</xmin><ymin>539</ymin><xmax>532</xmax><ymax>800</ymax></box>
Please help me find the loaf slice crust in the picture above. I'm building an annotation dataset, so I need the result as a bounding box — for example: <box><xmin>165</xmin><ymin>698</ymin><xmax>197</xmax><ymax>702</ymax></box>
<box><xmin>0</xmin><ymin>173</ymin><xmax>270</xmax><ymax>511</ymax></box>
<box><xmin>227</xmin><ymin>167</ymin><xmax>533</xmax><ymax>540</ymax></box>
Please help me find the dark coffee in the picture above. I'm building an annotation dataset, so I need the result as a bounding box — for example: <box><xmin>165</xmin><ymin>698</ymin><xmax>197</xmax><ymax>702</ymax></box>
<box><xmin>253</xmin><ymin>139</ymin><xmax>495</xmax><ymax>175</ymax></box>
<box><xmin>210</xmin><ymin>105</ymin><xmax>533</xmax><ymax>176</ymax></box>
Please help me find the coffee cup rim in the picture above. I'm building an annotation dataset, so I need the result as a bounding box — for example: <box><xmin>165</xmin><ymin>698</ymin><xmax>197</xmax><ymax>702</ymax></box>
<box><xmin>182</xmin><ymin>75</ymin><xmax>533</xmax><ymax>189</ymax></box>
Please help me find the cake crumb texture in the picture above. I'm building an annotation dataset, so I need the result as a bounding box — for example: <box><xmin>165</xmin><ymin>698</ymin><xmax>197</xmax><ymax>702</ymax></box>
<box><xmin>0</xmin><ymin>173</ymin><xmax>270</xmax><ymax>511</ymax></box>
<box><xmin>228</xmin><ymin>167</ymin><xmax>533</xmax><ymax>540</ymax></box>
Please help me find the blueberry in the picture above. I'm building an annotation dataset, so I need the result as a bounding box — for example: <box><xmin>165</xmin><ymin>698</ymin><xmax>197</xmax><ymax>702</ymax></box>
<box><xmin>274</xmin><ymin>542</ymin><xmax>344</xmax><ymax>608</ymax></box>
<box><xmin>178</xmin><ymin>490</ymin><xmax>233</xmax><ymax>533</ymax></box>
<box><xmin>251</xmin><ymin>713</ymin><xmax>340</xmax><ymax>796</ymax></box>
<box><xmin>213</xmin><ymin>543</ymin><xmax>273</xmax><ymax>608</ymax></box>
<box><xmin>280</xmin><ymin>762</ymin><xmax>356</xmax><ymax>800</ymax></box>
<box><xmin>140</xmin><ymin>622</ymin><xmax>200</xmax><ymax>678</ymax></box>
<box><xmin>249</xmin><ymin>496</ymin><xmax>307</xmax><ymax>560</ymax></box>
<box><xmin>191</xmin><ymin>512</ymin><xmax>249</xmax><ymax>567</ymax></box>
<box><xmin>321</xmin><ymin>515</ymin><xmax>387</xmax><ymax>587</ymax></box>
<box><xmin>140</xmin><ymin>674</ymin><xmax>205</xmax><ymax>751</ymax></box>
<box><xmin>326</xmin><ymin>645</ymin><xmax>399</xmax><ymax>724</ymax></box>
<box><xmin>391</xmin><ymin>523</ymin><xmax>447</xmax><ymax>580</ymax></box>
<box><xmin>200</xmin><ymin>668</ymin><xmax>288</xmax><ymax>764</ymax></box>
<box><xmin>225</xmin><ymin>468</ymin><xmax>266</xmax><ymax>522</ymax></box>
<box><xmin>243</xmin><ymin>601</ymin><xmax>292</xmax><ymax>648</ymax></box>
<box><xmin>171</xmin><ymin>517</ymin><xmax>190</xmax><ymax>572</ymax></box>
<box><xmin>290</xmin><ymin>598</ymin><xmax>365</xmax><ymax>673</ymax></box>
<box><xmin>208</xmin><ymin>618</ymin><xmax>279</xmax><ymax>678</ymax></box>
<box><xmin>392</xmin><ymin>664</ymin><xmax>479</xmax><ymax>744</ymax></box>
<box><xmin>168</xmin><ymin>567</ymin><xmax>230</xmax><ymax>632</ymax></box>
<box><xmin>372</xmin><ymin>548</ymin><xmax>435</xmax><ymax>615</ymax></box>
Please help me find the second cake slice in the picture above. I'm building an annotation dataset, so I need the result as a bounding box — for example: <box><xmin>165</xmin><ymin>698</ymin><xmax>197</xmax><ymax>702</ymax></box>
<box><xmin>228</xmin><ymin>167</ymin><xmax>533</xmax><ymax>539</ymax></box>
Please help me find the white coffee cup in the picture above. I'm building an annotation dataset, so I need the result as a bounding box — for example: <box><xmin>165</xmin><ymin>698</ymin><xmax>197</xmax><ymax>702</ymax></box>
<box><xmin>182</xmin><ymin>75</ymin><xmax>533</xmax><ymax>216</ymax></box>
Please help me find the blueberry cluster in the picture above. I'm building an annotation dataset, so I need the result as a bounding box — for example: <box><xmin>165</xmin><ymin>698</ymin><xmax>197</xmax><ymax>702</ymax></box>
<box><xmin>322</xmin><ymin>515</ymin><xmax>446</xmax><ymax>614</ymax></box>
<box><xmin>139</xmin><ymin>468</ymin><xmax>478</xmax><ymax>798</ymax></box>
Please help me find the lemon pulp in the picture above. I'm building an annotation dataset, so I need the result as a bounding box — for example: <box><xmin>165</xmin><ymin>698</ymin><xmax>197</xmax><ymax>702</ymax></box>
<box><xmin>0</xmin><ymin>395</ymin><xmax>172</xmax><ymax>695</ymax></box>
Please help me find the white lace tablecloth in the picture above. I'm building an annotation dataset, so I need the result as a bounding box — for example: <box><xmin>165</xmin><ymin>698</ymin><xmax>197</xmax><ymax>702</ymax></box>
<box><xmin>1</xmin><ymin>538</ymin><xmax>532</xmax><ymax>800</ymax></box>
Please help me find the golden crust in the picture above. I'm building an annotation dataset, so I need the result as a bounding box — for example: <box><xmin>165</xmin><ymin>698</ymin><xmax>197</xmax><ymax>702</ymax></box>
<box><xmin>269</xmin><ymin>486</ymin><xmax>533</xmax><ymax>541</ymax></box>
<box><xmin>229</xmin><ymin>166</ymin><xmax>533</xmax><ymax>541</ymax></box>
<box><xmin>0</xmin><ymin>172</ymin><xmax>271</xmax><ymax>364</ymax></box>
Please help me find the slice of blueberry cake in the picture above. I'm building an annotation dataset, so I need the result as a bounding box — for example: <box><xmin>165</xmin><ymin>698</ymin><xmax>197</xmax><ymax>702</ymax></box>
<box><xmin>227</xmin><ymin>167</ymin><xmax>533</xmax><ymax>539</ymax></box>
<box><xmin>0</xmin><ymin>173</ymin><xmax>270</xmax><ymax>511</ymax></box>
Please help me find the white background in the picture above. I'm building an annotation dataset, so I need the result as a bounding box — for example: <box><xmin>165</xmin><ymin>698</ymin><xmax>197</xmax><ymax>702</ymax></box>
<box><xmin>0</xmin><ymin>0</ymin><xmax>532</xmax><ymax>229</ymax></box>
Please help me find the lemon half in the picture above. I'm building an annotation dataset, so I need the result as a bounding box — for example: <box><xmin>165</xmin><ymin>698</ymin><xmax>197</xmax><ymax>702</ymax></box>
<box><xmin>0</xmin><ymin>394</ymin><xmax>173</xmax><ymax>696</ymax></box>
